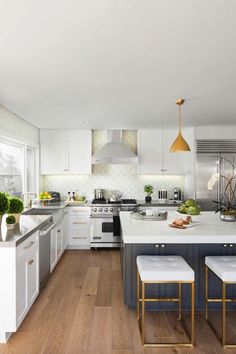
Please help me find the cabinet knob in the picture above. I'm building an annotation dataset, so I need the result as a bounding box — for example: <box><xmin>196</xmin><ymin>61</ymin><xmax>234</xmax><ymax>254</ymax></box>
<box><xmin>223</xmin><ymin>244</ymin><xmax>228</xmax><ymax>248</ymax></box>
<box><xmin>155</xmin><ymin>244</ymin><xmax>159</xmax><ymax>248</ymax></box>
<box><xmin>161</xmin><ymin>244</ymin><xmax>165</xmax><ymax>248</ymax></box>
<box><xmin>28</xmin><ymin>259</ymin><xmax>34</xmax><ymax>265</ymax></box>
<box><xmin>229</xmin><ymin>244</ymin><xmax>233</xmax><ymax>248</ymax></box>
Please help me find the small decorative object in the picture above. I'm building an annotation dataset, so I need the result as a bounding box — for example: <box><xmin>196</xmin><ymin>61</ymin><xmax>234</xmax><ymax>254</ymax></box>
<box><xmin>170</xmin><ymin>98</ymin><xmax>190</xmax><ymax>152</ymax></box>
<box><xmin>213</xmin><ymin>158</ymin><xmax>236</xmax><ymax>222</ymax></box>
<box><xmin>7</xmin><ymin>196</ymin><xmax>24</xmax><ymax>224</ymax></box>
<box><xmin>0</xmin><ymin>192</ymin><xmax>9</xmax><ymax>227</ymax></box>
<box><xmin>144</xmin><ymin>184</ymin><xmax>154</xmax><ymax>203</ymax></box>
<box><xmin>6</xmin><ymin>215</ymin><xmax>16</xmax><ymax>230</ymax></box>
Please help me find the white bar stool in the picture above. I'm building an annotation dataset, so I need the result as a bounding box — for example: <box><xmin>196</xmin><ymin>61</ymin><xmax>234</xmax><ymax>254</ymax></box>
<box><xmin>136</xmin><ymin>255</ymin><xmax>195</xmax><ymax>348</ymax></box>
<box><xmin>205</xmin><ymin>256</ymin><xmax>236</xmax><ymax>348</ymax></box>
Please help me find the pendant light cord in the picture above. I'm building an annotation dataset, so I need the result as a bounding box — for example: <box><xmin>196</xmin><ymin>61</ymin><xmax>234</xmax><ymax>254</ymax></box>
<box><xmin>178</xmin><ymin>105</ymin><xmax>182</xmax><ymax>134</ymax></box>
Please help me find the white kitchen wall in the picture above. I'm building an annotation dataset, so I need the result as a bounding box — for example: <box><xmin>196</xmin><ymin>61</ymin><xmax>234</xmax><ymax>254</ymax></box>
<box><xmin>0</xmin><ymin>105</ymin><xmax>39</xmax><ymax>145</ymax></box>
<box><xmin>42</xmin><ymin>130</ymin><xmax>184</xmax><ymax>200</ymax></box>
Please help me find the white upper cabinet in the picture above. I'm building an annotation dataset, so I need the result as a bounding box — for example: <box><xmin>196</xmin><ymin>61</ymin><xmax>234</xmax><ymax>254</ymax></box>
<box><xmin>40</xmin><ymin>130</ymin><xmax>66</xmax><ymax>174</ymax></box>
<box><xmin>67</xmin><ymin>130</ymin><xmax>92</xmax><ymax>174</ymax></box>
<box><xmin>137</xmin><ymin>128</ymin><xmax>195</xmax><ymax>175</ymax></box>
<box><xmin>40</xmin><ymin>129</ymin><xmax>92</xmax><ymax>174</ymax></box>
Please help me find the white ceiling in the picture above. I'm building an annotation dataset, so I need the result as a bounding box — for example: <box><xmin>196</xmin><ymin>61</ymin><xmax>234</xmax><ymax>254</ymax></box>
<box><xmin>0</xmin><ymin>0</ymin><xmax>236</xmax><ymax>129</ymax></box>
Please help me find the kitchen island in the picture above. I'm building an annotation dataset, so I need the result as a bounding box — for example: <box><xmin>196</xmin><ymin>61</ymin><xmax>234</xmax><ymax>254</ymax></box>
<box><xmin>120</xmin><ymin>211</ymin><xmax>236</xmax><ymax>310</ymax></box>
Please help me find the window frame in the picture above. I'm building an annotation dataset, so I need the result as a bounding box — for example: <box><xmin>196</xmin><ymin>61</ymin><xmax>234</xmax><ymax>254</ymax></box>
<box><xmin>0</xmin><ymin>135</ymin><xmax>39</xmax><ymax>195</ymax></box>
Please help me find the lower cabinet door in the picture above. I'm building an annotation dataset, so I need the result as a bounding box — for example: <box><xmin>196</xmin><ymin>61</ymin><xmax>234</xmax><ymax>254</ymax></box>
<box><xmin>56</xmin><ymin>224</ymin><xmax>63</xmax><ymax>259</ymax></box>
<box><xmin>50</xmin><ymin>228</ymin><xmax>57</xmax><ymax>272</ymax></box>
<box><xmin>27</xmin><ymin>248</ymin><xmax>39</xmax><ymax>308</ymax></box>
<box><xmin>16</xmin><ymin>257</ymin><xmax>28</xmax><ymax>328</ymax></box>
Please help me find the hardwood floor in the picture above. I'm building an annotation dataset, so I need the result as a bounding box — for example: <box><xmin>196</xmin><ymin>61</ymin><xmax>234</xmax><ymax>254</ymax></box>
<box><xmin>0</xmin><ymin>250</ymin><xmax>236</xmax><ymax>354</ymax></box>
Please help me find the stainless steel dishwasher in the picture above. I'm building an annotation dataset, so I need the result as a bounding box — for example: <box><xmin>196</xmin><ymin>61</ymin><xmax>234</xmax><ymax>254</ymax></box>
<box><xmin>39</xmin><ymin>220</ymin><xmax>55</xmax><ymax>290</ymax></box>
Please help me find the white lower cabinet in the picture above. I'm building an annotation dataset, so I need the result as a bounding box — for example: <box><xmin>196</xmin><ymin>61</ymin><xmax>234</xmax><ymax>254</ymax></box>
<box><xmin>67</xmin><ymin>207</ymin><xmax>90</xmax><ymax>249</ymax></box>
<box><xmin>16</xmin><ymin>232</ymin><xmax>39</xmax><ymax>328</ymax></box>
<box><xmin>50</xmin><ymin>227</ymin><xmax>57</xmax><ymax>272</ymax></box>
<box><xmin>0</xmin><ymin>231</ymin><xmax>39</xmax><ymax>343</ymax></box>
<box><xmin>50</xmin><ymin>213</ymin><xmax>68</xmax><ymax>272</ymax></box>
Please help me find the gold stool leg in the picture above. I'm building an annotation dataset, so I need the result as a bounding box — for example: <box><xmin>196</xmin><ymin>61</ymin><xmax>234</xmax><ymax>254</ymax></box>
<box><xmin>205</xmin><ymin>266</ymin><xmax>208</xmax><ymax>320</ymax></box>
<box><xmin>136</xmin><ymin>270</ymin><xmax>140</xmax><ymax>320</ymax></box>
<box><xmin>191</xmin><ymin>282</ymin><xmax>195</xmax><ymax>346</ymax></box>
<box><xmin>178</xmin><ymin>283</ymin><xmax>182</xmax><ymax>320</ymax></box>
<box><xmin>222</xmin><ymin>282</ymin><xmax>226</xmax><ymax>347</ymax></box>
<box><xmin>141</xmin><ymin>282</ymin><xmax>145</xmax><ymax>345</ymax></box>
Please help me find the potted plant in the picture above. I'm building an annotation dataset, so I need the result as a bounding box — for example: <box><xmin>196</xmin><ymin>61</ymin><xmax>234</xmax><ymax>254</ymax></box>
<box><xmin>213</xmin><ymin>158</ymin><xmax>236</xmax><ymax>222</ymax></box>
<box><xmin>144</xmin><ymin>184</ymin><xmax>154</xmax><ymax>203</ymax></box>
<box><xmin>7</xmin><ymin>196</ymin><xmax>24</xmax><ymax>224</ymax></box>
<box><xmin>6</xmin><ymin>215</ymin><xmax>16</xmax><ymax>230</ymax></box>
<box><xmin>0</xmin><ymin>192</ymin><xmax>9</xmax><ymax>227</ymax></box>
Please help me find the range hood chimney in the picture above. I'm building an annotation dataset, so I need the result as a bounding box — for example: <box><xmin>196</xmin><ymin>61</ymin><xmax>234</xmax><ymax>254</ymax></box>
<box><xmin>92</xmin><ymin>130</ymin><xmax>138</xmax><ymax>165</ymax></box>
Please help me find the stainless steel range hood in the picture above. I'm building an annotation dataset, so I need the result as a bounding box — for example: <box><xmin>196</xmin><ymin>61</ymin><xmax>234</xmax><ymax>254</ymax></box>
<box><xmin>92</xmin><ymin>130</ymin><xmax>138</xmax><ymax>164</ymax></box>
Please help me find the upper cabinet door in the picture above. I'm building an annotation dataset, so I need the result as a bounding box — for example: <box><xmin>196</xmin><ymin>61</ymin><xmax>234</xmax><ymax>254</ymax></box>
<box><xmin>40</xmin><ymin>130</ymin><xmax>67</xmax><ymax>174</ymax></box>
<box><xmin>137</xmin><ymin>128</ymin><xmax>195</xmax><ymax>175</ymax></box>
<box><xmin>40</xmin><ymin>129</ymin><xmax>92</xmax><ymax>175</ymax></box>
<box><xmin>67</xmin><ymin>130</ymin><xmax>92</xmax><ymax>174</ymax></box>
<box><xmin>137</xmin><ymin>130</ymin><xmax>163</xmax><ymax>174</ymax></box>
<box><xmin>163</xmin><ymin>128</ymin><xmax>190</xmax><ymax>174</ymax></box>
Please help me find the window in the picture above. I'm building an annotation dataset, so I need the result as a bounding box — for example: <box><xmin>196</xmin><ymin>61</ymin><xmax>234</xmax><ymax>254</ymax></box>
<box><xmin>0</xmin><ymin>137</ymin><xmax>37</xmax><ymax>197</ymax></box>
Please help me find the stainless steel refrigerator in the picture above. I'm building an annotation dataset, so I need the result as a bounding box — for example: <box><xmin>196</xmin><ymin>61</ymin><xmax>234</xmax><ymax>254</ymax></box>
<box><xmin>196</xmin><ymin>140</ymin><xmax>236</xmax><ymax>211</ymax></box>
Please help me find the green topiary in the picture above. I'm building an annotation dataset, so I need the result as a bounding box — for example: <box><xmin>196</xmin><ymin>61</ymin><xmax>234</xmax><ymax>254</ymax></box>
<box><xmin>0</xmin><ymin>192</ymin><xmax>9</xmax><ymax>216</ymax></box>
<box><xmin>144</xmin><ymin>184</ymin><xmax>154</xmax><ymax>196</ymax></box>
<box><xmin>8</xmin><ymin>197</ymin><xmax>24</xmax><ymax>214</ymax></box>
<box><xmin>6</xmin><ymin>215</ymin><xmax>16</xmax><ymax>224</ymax></box>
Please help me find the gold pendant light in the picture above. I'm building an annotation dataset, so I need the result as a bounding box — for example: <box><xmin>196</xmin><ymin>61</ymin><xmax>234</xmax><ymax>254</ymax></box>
<box><xmin>170</xmin><ymin>98</ymin><xmax>190</xmax><ymax>152</ymax></box>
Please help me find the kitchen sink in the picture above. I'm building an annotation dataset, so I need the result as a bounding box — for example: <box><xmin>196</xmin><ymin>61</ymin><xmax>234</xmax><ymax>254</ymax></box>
<box><xmin>22</xmin><ymin>208</ymin><xmax>57</xmax><ymax>215</ymax></box>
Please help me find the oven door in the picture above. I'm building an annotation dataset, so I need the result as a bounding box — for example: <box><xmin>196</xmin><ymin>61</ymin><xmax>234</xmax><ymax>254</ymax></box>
<box><xmin>90</xmin><ymin>217</ymin><xmax>121</xmax><ymax>247</ymax></box>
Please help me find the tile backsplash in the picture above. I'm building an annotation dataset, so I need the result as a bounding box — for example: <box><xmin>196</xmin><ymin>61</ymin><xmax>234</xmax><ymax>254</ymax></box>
<box><xmin>42</xmin><ymin>130</ymin><xmax>184</xmax><ymax>200</ymax></box>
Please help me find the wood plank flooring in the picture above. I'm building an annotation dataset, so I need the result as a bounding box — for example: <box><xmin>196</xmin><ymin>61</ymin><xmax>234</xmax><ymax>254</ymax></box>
<box><xmin>0</xmin><ymin>250</ymin><xmax>236</xmax><ymax>354</ymax></box>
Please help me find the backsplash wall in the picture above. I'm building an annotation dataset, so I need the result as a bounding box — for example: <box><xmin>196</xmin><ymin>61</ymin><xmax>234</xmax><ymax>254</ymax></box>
<box><xmin>42</xmin><ymin>130</ymin><xmax>184</xmax><ymax>200</ymax></box>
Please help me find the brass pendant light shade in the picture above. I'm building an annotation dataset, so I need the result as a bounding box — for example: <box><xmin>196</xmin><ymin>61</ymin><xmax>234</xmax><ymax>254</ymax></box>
<box><xmin>170</xmin><ymin>98</ymin><xmax>190</xmax><ymax>152</ymax></box>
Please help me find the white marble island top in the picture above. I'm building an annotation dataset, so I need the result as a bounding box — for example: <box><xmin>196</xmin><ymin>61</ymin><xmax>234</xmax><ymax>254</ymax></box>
<box><xmin>120</xmin><ymin>211</ymin><xmax>236</xmax><ymax>244</ymax></box>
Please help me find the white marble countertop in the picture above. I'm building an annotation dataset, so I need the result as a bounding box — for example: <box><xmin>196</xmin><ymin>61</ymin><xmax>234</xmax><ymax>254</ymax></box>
<box><xmin>0</xmin><ymin>215</ymin><xmax>51</xmax><ymax>247</ymax></box>
<box><xmin>120</xmin><ymin>211</ymin><xmax>236</xmax><ymax>244</ymax></box>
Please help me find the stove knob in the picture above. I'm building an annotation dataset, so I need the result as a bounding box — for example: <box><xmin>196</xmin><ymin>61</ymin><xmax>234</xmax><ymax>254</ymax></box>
<box><xmin>110</xmin><ymin>208</ymin><xmax>113</xmax><ymax>212</ymax></box>
<box><xmin>99</xmin><ymin>208</ymin><xmax>103</xmax><ymax>212</ymax></box>
<box><xmin>104</xmin><ymin>208</ymin><xmax>108</xmax><ymax>212</ymax></box>
<box><xmin>93</xmin><ymin>208</ymin><xmax>97</xmax><ymax>212</ymax></box>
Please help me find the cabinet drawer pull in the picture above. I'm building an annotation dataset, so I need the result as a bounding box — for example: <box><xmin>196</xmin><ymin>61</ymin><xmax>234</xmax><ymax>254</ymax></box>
<box><xmin>57</xmin><ymin>230</ymin><xmax>61</xmax><ymax>233</ymax></box>
<box><xmin>161</xmin><ymin>244</ymin><xmax>165</xmax><ymax>248</ymax></box>
<box><xmin>72</xmin><ymin>236</ymin><xmax>87</xmax><ymax>239</ymax></box>
<box><xmin>229</xmin><ymin>244</ymin><xmax>233</xmax><ymax>248</ymax></box>
<box><xmin>28</xmin><ymin>259</ymin><xmax>34</xmax><ymax>265</ymax></box>
<box><xmin>73</xmin><ymin>221</ymin><xmax>88</xmax><ymax>224</ymax></box>
<box><xmin>63</xmin><ymin>168</ymin><xmax>69</xmax><ymax>171</ymax></box>
<box><xmin>72</xmin><ymin>210</ymin><xmax>88</xmax><ymax>213</ymax></box>
<box><xmin>24</xmin><ymin>241</ymin><xmax>35</xmax><ymax>249</ymax></box>
<box><xmin>155</xmin><ymin>244</ymin><xmax>159</xmax><ymax>248</ymax></box>
<box><xmin>223</xmin><ymin>244</ymin><xmax>228</xmax><ymax>248</ymax></box>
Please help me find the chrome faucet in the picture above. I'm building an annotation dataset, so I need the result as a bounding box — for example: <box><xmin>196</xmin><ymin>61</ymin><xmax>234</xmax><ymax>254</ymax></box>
<box><xmin>21</xmin><ymin>192</ymin><xmax>37</xmax><ymax>209</ymax></box>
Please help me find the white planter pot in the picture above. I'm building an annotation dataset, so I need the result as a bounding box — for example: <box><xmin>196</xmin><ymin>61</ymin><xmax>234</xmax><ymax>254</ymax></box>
<box><xmin>7</xmin><ymin>224</ymin><xmax>15</xmax><ymax>230</ymax></box>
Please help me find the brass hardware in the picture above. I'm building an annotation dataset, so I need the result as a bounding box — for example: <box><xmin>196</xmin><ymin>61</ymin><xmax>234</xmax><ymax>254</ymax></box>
<box><xmin>178</xmin><ymin>283</ymin><xmax>182</xmax><ymax>320</ymax></box>
<box><xmin>28</xmin><ymin>259</ymin><xmax>34</xmax><ymax>265</ymax></box>
<box><xmin>170</xmin><ymin>98</ymin><xmax>190</xmax><ymax>152</ymax></box>
<box><xmin>205</xmin><ymin>265</ymin><xmax>236</xmax><ymax>348</ymax></box>
<box><xmin>24</xmin><ymin>241</ymin><xmax>35</xmax><ymax>249</ymax></box>
<box><xmin>137</xmin><ymin>269</ymin><xmax>195</xmax><ymax>348</ymax></box>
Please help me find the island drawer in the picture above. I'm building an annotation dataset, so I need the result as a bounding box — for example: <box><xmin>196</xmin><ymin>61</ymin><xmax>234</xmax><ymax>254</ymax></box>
<box><xmin>16</xmin><ymin>231</ymin><xmax>39</xmax><ymax>260</ymax></box>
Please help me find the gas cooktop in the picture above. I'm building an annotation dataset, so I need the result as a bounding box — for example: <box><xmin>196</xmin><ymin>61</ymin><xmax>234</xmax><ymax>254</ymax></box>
<box><xmin>91</xmin><ymin>198</ymin><xmax>137</xmax><ymax>205</ymax></box>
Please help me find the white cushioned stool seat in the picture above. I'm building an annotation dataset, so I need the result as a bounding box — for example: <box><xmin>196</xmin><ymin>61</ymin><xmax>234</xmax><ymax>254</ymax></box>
<box><xmin>205</xmin><ymin>256</ymin><xmax>236</xmax><ymax>282</ymax></box>
<box><xmin>137</xmin><ymin>255</ymin><xmax>194</xmax><ymax>282</ymax></box>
